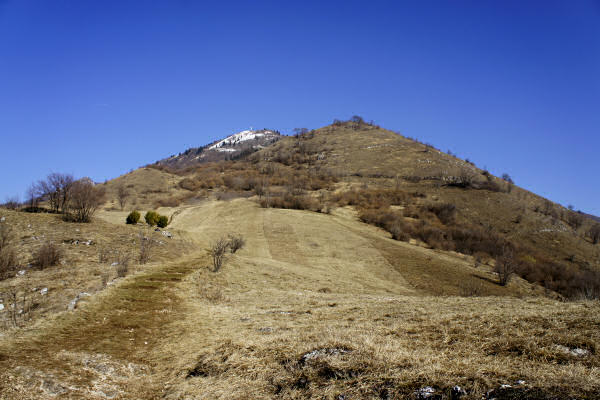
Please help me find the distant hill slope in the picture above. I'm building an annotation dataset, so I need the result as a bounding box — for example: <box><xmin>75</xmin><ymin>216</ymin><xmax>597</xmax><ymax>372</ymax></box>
<box><xmin>101</xmin><ymin>118</ymin><xmax>599</xmax><ymax>299</ymax></box>
<box><xmin>156</xmin><ymin>129</ymin><xmax>281</xmax><ymax>169</ymax></box>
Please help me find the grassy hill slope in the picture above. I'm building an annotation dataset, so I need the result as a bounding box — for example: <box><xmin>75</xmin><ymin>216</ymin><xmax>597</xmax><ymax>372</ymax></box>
<box><xmin>1</xmin><ymin>200</ymin><xmax>599</xmax><ymax>399</ymax></box>
<box><xmin>2</xmin><ymin>120</ymin><xmax>599</xmax><ymax>398</ymax></box>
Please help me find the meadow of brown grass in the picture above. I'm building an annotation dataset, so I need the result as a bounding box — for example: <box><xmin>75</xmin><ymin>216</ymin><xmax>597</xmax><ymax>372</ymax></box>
<box><xmin>2</xmin><ymin>122</ymin><xmax>599</xmax><ymax>398</ymax></box>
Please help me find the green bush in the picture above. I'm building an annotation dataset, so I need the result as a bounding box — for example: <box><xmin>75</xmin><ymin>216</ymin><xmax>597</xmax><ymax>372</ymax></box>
<box><xmin>157</xmin><ymin>215</ymin><xmax>169</xmax><ymax>228</ymax></box>
<box><xmin>126</xmin><ymin>210</ymin><xmax>141</xmax><ymax>224</ymax></box>
<box><xmin>145</xmin><ymin>210</ymin><xmax>159</xmax><ymax>226</ymax></box>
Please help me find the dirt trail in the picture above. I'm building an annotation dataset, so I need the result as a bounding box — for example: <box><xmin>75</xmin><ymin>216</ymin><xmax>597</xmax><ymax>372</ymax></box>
<box><xmin>0</xmin><ymin>252</ymin><xmax>206</xmax><ymax>399</ymax></box>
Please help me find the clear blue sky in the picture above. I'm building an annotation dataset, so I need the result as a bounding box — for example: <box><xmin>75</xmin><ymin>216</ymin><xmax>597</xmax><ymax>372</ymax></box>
<box><xmin>1</xmin><ymin>1</ymin><xmax>598</xmax><ymax>215</ymax></box>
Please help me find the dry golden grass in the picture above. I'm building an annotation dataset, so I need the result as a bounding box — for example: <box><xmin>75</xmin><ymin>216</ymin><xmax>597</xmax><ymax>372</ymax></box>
<box><xmin>1</xmin><ymin>199</ymin><xmax>598</xmax><ymax>399</ymax></box>
<box><xmin>0</xmin><ymin>209</ymin><xmax>185</xmax><ymax>332</ymax></box>
<box><xmin>3</xmin><ymin>123</ymin><xmax>599</xmax><ymax>399</ymax></box>
<box><xmin>101</xmin><ymin>167</ymin><xmax>189</xmax><ymax>211</ymax></box>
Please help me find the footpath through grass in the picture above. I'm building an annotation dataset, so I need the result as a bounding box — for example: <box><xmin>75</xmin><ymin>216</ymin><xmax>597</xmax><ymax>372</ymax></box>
<box><xmin>0</xmin><ymin>253</ymin><xmax>204</xmax><ymax>398</ymax></box>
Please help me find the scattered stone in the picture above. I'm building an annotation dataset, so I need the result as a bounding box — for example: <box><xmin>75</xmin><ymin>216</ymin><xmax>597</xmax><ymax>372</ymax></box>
<box><xmin>40</xmin><ymin>288</ymin><xmax>48</xmax><ymax>295</ymax></box>
<box><xmin>258</xmin><ymin>327</ymin><xmax>273</xmax><ymax>333</ymax></box>
<box><xmin>111</xmin><ymin>262</ymin><xmax>119</xmax><ymax>266</ymax></box>
<box><xmin>162</xmin><ymin>231</ymin><xmax>172</xmax><ymax>238</ymax></box>
<box><xmin>0</xmin><ymin>304</ymin><xmax>4</xmax><ymax>311</ymax></box>
<box><xmin>68</xmin><ymin>292</ymin><xmax>91</xmax><ymax>311</ymax></box>
<box><xmin>92</xmin><ymin>384</ymin><xmax>119</xmax><ymax>399</ymax></box>
<box><xmin>41</xmin><ymin>378</ymin><xmax>68</xmax><ymax>396</ymax></box>
<box><xmin>0</xmin><ymin>216</ymin><xmax>5</xmax><ymax>222</ymax></box>
<box><xmin>17</xmin><ymin>270</ymin><xmax>26</xmax><ymax>276</ymax></box>
<box><xmin>300</xmin><ymin>347</ymin><xmax>350</xmax><ymax>363</ymax></box>
<box><xmin>451</xmin><ymin>385</ymin><xmax>466</xmax><ymax>399</ymax></box>
<box><xmin>571</xmin><ymin>348</ymin><xmax>589</xmax><ymax>357</ymax></box>
<box><xmin>515</xmin><ymin>380</ymin><xmax>526</xmax><ymax>385</ymax></box>
<box><xmin>414</xmin><ymin>386</ymin><xmax>436</xmax><ymax>399</ymax></box>
<box><xmin>555</xmin><ymin>344</ymin><xmax>589</xmax><ymax>357</ymax></box>
<box><xmin>500</xmin><ymin>384</ymin><xmax>512</xmax><ymax>389</ymax></box>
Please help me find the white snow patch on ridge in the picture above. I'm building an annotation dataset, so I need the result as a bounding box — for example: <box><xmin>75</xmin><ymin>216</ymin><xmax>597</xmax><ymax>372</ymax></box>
<box><xmin>209</xmin><ymin>130</ymin><xmax>274</xmax><ymax>150</ymax></box>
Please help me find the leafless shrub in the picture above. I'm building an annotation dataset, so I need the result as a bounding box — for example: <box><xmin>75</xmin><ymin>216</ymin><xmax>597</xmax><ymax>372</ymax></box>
<box><xmin>115</xmin><ymin>256</ymin><xmax>129</xmax><ymax>278</ymax></box>
<box><xmin>387</xmin><ymin>221</ymin><xmax>410</xmax><ymax>242</ymax></box>
<box><xmin>539</xmin><ymin>199</ymin><xmax>558</xmax><ymax>218</ymax></box>
<box><xmin>33</xmin><ymin>242</ymin><xmax>62</xmax><ymax>269</ymax></box>
<box><xmin>209</xmin><ymin>237</ymin><xmax>229</xmax><ymax>272</ymax></box>
<box><xmin>1</xmin><ymin>286</ymin><xmax>39</xmax><ymax>328</ymax></box>
<box><xmin>587</xmin><ymin>224</ymin><xmax>600</xmax><ymax>245</ymax></box>
<box><xmin>0</xmin><ymin>224</ymin><xmax>18</xmax><ymax>279</ymax></box>
<box><xmin>228</xmin><ymin>234</ymin><xmax>245</xmax><ymax>253</ymax></box>
<box><xmin>427</xmin><ymin>203</ymin><xmax>456</xmax><ymax>225</ymax></box>
<box><xmin>101</xmin><ymin>273</ymin><xmax>109</xmax><ymax>288</ymax></box>
<box><xmin>494</xmin><ymin>247</ymin><xmax>516</xmax><ymax>286</ymax></box>
<box><xmin>414</xmin><ymin>225</ymin><xmax>452</xmax><ymax>250</ymax></box>
<box><xmin>117</xmin><ymin>185</ymin><xmax>130</xmax><ymax>210</ymax></box>
<box><xmin>460</xmin><ymin>278</ymin><xmax>484</xmax><ymax>297</ymax></box>
<box><xmin>98</xmin><ymin>247</ymin><xmax>110</xmax><ymax>263</ymax></box>
<box><xmin>138</xmin><ymin>229</ymin><xmax>156</xmax><ymax>265</ymax></box>
<box><xmin>442</xmin><ymin>169</ymin><xmax>476</xmax><ymax>189</ymax></box>
<box><xmin>444</xmin><ymin>226</ymin><xmax>505</xmax><ymax>258</ymax></box>
<box><xmin>565</xmin><ymin>211</ymin><xmax>584</xmax><ymax>230</ymax></box>
<box><xmin>1</xmin><ymin>196</ymin><xmax>20</xmax><ymax>210</ymax></box>
<box><xmin>260</xmin><ymin>190</ymin><xmax>319</xmax><ymax>211</ymax></box>
<box><xmin>63</xmin><ymin>179</ymin><xmax>106</xmax><ymax>223</ymax></box>
<box><xmin>476</xmin><ymin>179</ymin><xmax>503</xmax><ymax>192</ymax></box>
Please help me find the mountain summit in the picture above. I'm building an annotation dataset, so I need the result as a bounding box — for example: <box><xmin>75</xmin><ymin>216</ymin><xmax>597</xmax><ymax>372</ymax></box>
<box><xmin>157</xmin><ymin>129</ymin><xmax>280</xmax><ymax>169</ymax></box>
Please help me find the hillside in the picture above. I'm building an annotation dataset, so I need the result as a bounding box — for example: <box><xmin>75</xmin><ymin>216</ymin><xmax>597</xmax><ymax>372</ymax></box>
<box><xmin>156</xmin><ymin>129</ymin><xmax>281</xmax><ymax>169</ymax></box>
<box><xmin>1</xmin><ymin>120</ymin><xmax>600</xmax><ymax>399</ymax></box>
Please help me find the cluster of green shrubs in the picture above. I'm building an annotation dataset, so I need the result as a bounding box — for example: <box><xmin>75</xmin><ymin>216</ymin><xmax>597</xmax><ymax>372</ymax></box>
<box><xmin>126</xmin><ymin>210</ymin><xmax>169</xmax><ymax>228</ymax></box>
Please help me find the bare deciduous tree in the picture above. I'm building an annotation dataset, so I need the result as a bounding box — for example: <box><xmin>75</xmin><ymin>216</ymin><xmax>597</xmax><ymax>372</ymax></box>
<box><xmin>63</xmin><ymin>179</ymin><xmax>106</xmax><ymax>223</ymax></box>
<box><xmin>1</xmin><ymin>196</ymin><xmax>20</xmax><ymax>210</ymax></box>
<box><xmin>117</xmin><ymin>185</ymin><xmax>130</xmax><ymax>210</ymax></box>
<box><xmin>494</xmin><ymin>247</ymin><xmax>517</xmax><ymax>286</ymax></box>
<box><xmin>35</xmin><ymin>173</ymin><xmax>74</xmax><ymax>213</ymax></box>
<box><xmin>587</xmin><ymin>224</ymin><xmax>600</xmax><ymax>245</ymax></box>
<box><xmin>25</xmin><ymin>184</ymin><xmax>39</xmax><ymax>209</ymax></box>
